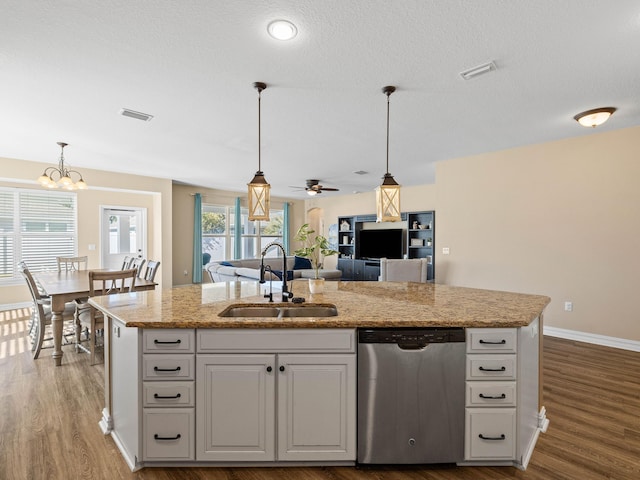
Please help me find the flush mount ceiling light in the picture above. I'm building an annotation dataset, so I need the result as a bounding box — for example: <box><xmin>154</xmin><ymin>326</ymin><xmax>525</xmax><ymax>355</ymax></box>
<box><xmin>247</xmin><ymin>82</ymin><xmax>271</xmax><ymax>221</ymax></box>
<box><xmin>267</xmin><ymin>20</ymin><xmax>297</xmax><ymax>40</ymax></box>
<box><xmin>573</xmin><ymin>107</ymin><xmax>616</xmax><ymax>128</ymax></box>
<box><xmin>37</xmin><ymin>142</ymin><xmax>88</xmax><ymax>190</ymax></box>
<box><xmin>376</xmin><ymin>86</ymin><xmax>402</xmax><ymax>223</ymax></box>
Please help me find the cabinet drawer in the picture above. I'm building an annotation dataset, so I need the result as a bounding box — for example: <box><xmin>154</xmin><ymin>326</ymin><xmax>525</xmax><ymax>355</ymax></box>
<box><xmin>143</xmin><ymin>408</ymin><xmax>194</xmax><ymax>460</ymax></box>
<box><xmin>465</xmin><ymin>408</ymin><xmax>516</xmax><ymax>460</ymax></box>
<box><xmin>466</xmin><ymin>381</ymin><xmax>516</xmax><ymax>407</ymax></box>
<box><xmin>466</xmin><ymin>355</ymin><xmax>516</xmax><ymax>380</ymax></box>
<box><xmin>143</xmin><ymin>354</ymin><xmax>195</xmax><ymax>380</ymax></box>
<box><xmin>143</xmin><ymin>381</ymin><xmax>195</xmax><ymax>407</ymax></box>
<box><xmin>143</xmin><ymin>329</ymin><xmax>195</xmax><ymax>353</ymax></box>
<box><xmin>198</xmin><ymin>328</ymin><xmax>355</xmax><ymax>353</ymax></box>
<box><xmin>467</xmin><ymin>328</ymin><xmax>517</xmax><ymax>353</ymax></box>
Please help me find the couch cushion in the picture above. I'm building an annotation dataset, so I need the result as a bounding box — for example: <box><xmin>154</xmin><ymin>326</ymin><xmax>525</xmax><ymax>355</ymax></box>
<box><xmin>293</xmin><ymin>256</ymin><xmax>312</xmax><ymax>270</ymax></box>
<box><xmin>299</xmin><ymin>269</ymin><xmax>342</xmax><ymax>280</ymax></box>
<box><xmin>271</xmin><ymin>270</ymin><xmax>294</xmax><ymax>281</ymax></box>
<box><xmin>216</xmin><ymin>265</ymin><xmax>238</xmax><ymax>276</ymax></box>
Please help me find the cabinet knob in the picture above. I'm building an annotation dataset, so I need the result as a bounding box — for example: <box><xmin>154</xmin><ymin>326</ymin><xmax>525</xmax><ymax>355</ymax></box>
<box><xmin>266</xmin><ymin>366</ymin><xmax>272</xmax><ymax>372</ymax></box>
<box><xmin>279</xmin><ymin>365</ymin><xmax>285</xmax><ymax>372</ymax></box>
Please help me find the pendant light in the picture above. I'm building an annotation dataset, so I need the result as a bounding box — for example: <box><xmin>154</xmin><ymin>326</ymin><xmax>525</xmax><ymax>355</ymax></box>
<box><xmin>376</xmin><ymin>86</ymin><xmax>401</xmax><ymax>222</ymax></box>
<box><xmin>37</xmin><ymin>142</ymin><xmax>88</xmax><ymax>190</ymax></box>
<box><xmin>247</xmin><ymin>81</ymin><xmax>271</xmax><ymax>221</ymax></box>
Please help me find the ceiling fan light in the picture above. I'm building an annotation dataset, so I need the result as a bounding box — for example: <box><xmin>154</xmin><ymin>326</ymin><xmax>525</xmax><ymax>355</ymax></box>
<box><xmin>307</xmin><ymin>189</ymin><xmax>318</xmax><ymax>196</ymax></box>
<box><xmin>573</xmin><ymin>107</ymin><xmax>616</xmax><ymax>128</ymax></box>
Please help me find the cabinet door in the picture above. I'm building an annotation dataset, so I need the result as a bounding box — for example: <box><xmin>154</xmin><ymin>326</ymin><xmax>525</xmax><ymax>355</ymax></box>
<box><xmin>277</xmin><ymin>354</ymin><xmax>356</xmax><ymax>461</ymax></box>
<box><xmin>196</xmin><ymin>354</ymin><xmax>275</xmax><ymax>461</ymax></box>
<box><xmin>110</xmin><ymin>319</ymin><xmax>140</xmax><ymax>465</ymax></box>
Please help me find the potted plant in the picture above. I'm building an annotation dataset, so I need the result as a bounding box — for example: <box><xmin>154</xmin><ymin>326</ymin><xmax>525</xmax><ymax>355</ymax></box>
<box><xmin>426</xmin><ymin>237</ymin><xmax>433</xmax><ymax>247</ymax></box>
<box><xmin>294</xmin><ymin>223</ymin><xmax>339</xmax><ymax>293</ymax></box>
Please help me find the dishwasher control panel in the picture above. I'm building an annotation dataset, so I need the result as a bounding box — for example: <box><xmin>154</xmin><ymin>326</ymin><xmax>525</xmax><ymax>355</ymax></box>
<box><xmin>358</xmin><ymin>328</ymin><xmax>465</xmax><ymax>344</ymax></box>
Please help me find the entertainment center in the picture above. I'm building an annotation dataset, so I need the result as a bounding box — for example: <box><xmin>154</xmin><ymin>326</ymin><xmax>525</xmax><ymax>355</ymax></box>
<box><xmin>336</xmin><ymin>211</ymin><xmax>435</xmax><ymax>281</ymax></box>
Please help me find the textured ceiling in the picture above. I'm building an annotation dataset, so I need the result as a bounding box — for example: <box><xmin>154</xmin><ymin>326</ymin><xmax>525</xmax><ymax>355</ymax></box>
<box><xmin>2</xmin><ymin>1</ymin><xmax>639</xmax><ymax>198</ymax></box>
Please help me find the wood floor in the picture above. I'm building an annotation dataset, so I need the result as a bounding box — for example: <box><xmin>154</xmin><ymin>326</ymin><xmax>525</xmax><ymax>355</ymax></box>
<box><xmin>1</xmin><ymin>307</ymin><xmax>639</xmax><ymax>480</ymax></box>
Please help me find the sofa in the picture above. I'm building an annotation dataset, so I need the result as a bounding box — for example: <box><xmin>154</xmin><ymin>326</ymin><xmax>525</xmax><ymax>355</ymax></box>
<box><xmin>205</xmin><ymin>256</ymin><xmax>342</xmax><ymax>283</ymax></box>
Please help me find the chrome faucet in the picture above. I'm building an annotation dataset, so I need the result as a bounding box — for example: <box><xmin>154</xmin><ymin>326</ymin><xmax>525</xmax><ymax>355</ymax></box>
<box><xmin>260</xmin><ymin>241</ymin><xmax>293</xmax><ymax>303</ymax></box>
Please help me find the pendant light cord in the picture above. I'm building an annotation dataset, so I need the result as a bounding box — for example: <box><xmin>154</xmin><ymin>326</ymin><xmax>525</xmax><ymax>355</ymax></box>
<box><xmin>258</xmin><ymin>87</ymin><xmax>262</xmax><ymax>172</ymax></box>
<box><xmin>386</xmin><ymin>91</ymin><xmax>390</xmax><ymax>175</ymax></box>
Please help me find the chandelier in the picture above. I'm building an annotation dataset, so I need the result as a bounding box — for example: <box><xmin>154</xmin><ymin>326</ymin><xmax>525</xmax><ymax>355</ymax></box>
<box><xmin>37</xmin><ymin>142</ymin><xmax>88</xmax><ymax>190</ymax></box>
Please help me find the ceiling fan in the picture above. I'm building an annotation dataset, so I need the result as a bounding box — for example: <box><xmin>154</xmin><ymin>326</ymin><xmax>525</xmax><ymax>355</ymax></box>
<box><xmin>302</xmin><ymin>179</ymin><xmax>340</xmax><ymax>196</ymax></box>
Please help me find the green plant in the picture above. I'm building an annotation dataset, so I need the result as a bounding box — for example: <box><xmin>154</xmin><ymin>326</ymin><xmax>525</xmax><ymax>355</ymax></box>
<box><xmin>294</xmin><ymin>223</ymin><xmax>339</xmax><ymax>279</ymax></box>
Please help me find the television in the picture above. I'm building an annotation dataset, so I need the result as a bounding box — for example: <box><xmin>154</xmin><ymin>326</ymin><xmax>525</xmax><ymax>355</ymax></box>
<box><xmin>357</xmin><ymin>229</ymin><xmax>404</xmax><ymax>260</ymax></box>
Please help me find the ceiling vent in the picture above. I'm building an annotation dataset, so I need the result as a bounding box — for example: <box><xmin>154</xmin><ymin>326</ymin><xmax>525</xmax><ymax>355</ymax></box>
<box><xmin>120</xmin><ymin>108</ymin><xmax>154</xmax><ymax>122</ymax></box>
<box><xmin>353</xmin><ymin>170</ymin><xmax>369</xmax><ymax>175</ymax></box>
<box><xmin>459</xmin><ymin>61</ymin><xmax>497</xmax><ymax>80</ymax></box>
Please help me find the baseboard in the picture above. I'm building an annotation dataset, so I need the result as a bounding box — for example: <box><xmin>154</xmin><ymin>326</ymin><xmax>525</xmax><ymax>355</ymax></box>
<box><xmin>0</xmin><ymin>302</ymin><xmax>31</xmax><ymax>312</ymax></box>
<box><xmin>544</xmin><ymin>326</ymin><xmax>640</xmax><ymax>352</ymax></box>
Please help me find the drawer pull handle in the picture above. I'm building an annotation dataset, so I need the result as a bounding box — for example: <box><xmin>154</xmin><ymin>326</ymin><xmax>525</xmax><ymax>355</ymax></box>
<box><xmin>479</xmin><ymin>434</ymin><xmax>506</xmax><ymax>441</ymax></box>
<box><xmin>479</xmin><ymin>339</ymin><xmax>506</xmax><ymax>345</ymax></box>
<box><xmin>479</xmin><ymin>366</ymin><xmax>506</xmax><ymax>372</ymax></box>
<box><xmin>154</xmin><ymin>366</ymin><xmax>182</xmax><ymax>372</ymax></box>
<box><xmin>154</xmin><ymin>393</ymin><xmax>182</xmax><ymax>399</ymax></box>
<box><xmin>154</xmin><ymin>339</ymin><xmax>182</xmax><ymax>344</ymax></box>
<box><xmin>479</xmin><ymin>393</ymin><xmax>507</xmax><ymax>399</ymax></box>
<box><xmin>154</xmin><ymin>433</ymin><xmax>181</xmax><ymax>441</ymax></box>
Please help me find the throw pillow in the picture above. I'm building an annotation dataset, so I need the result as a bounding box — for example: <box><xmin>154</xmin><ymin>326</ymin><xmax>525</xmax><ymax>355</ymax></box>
<box><xmin>271</xmin><ymin>270</ymin><xmax>294</xmax><ymax>281</ymax></box>
<box><xmin>219</xmin><ymin>261</ymin><xmax>234</xmax><ymax>266</ymax></box>
<box><xmin>293</xmin><ymin>256</ymin><xmax>312</xmax><ymax>270</ymax></box>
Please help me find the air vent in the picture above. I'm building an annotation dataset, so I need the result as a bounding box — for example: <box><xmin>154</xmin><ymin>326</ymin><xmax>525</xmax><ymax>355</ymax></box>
<box><xmin>353</xmin><ymin>170</ymin><xmax>368</xmax><ymax>175</ymax></box>
<box><xmin>459</xmin><ymin>61</ymin><xmax>497</xmax><ymax>80</ymax></box>
<box><xmin>120</xmin><ymin>108</ymin><xmax>154</xmax><ymax>122</ymax></box>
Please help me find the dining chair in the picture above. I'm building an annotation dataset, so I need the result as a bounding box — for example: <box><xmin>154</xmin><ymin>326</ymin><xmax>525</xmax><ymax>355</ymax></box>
<box><xmin>19</xmin><ymin>262</ymin><xmax>77</xmax><ymax>359</ymax></box>
<box><xmin>378</xmin><ymin>258</ymin><xmax>429</xmax><ymax>282</ymax></box>
<box><xmin>141</xmin><ymin>260</ymin><xmax>160</xmax><ymax>282</ymax></box>
<box><xmin>129</xmin><ymin>257</ymin><xmax>146</xmax><ymax>277</ymax></box>
<box><xmin>56</xmin><ymin>255</ymin><xmax>88</xmax><ymax>272</ymax></box>
<box><xmin>121</xmin><ymin>256</ymin><xmax>132</xmax><ymax>270</ymax></box>
<box><xmin>76</xmin><ymin>268</ymin><xmax>138</xmax><ymax>364</ymax></box>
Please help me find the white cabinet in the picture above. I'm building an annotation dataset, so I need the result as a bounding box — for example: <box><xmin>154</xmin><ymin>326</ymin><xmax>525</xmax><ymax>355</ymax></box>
<box><xmin>196</xmin><ymin>329</ymin><xmax>357</xmax><ymax>463</ymax></box>
<box><xmin>462</xmin><ymin>319</ymin><xmax>543</xmax><ymax>469</ymax></box>
<box><xmin>197</xmin><ymin>354</ymin><xmax>276</xmax><ymax>461</ymax></box>
<box><xmin>141</xmin><ymin>329</ymin><xmax>196</xmax><ymax>462</ymax></box>
<box><xmin>277</xmin><ymin>354</ymin><xmax>356</xmax><ymax>461</ymax></box>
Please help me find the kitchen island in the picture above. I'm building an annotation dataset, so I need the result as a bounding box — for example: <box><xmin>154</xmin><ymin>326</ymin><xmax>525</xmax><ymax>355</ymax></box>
<box><xmin>89</xmin><ymin>280</ymin><xmax>550</xmax><ymax>471</ymax></box>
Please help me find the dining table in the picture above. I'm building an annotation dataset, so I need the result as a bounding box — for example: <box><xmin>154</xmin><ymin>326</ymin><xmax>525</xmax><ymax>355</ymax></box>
<box><xmin>34</xmin><ymin>269</ymin><xmax>156</xmax><ymax>366</ymax></box>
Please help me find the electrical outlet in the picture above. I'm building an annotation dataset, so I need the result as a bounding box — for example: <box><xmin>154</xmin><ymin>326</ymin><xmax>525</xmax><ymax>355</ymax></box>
<box><xmin>183</xmin><ymin>270</ymin><xmax>188</xmax><ymax>276</ymax></box>
<box><xmin>564</xmin><ymin>301</ymin><xmax>573</xmax><ymax>312</ymax></box>
<box><xmin>442</xmin><ymin>247</ymin><xmax>450</xmax><ymax>255</ymax></box>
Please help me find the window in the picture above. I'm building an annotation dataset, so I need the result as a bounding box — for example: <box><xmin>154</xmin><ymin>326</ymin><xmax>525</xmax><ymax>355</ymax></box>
<box><xmin>0</xmin><ymin>188</ymin><xmax>77</xmax><ymax>285</ymax></box>
<box><xmin>202</xmin><ymin>204</ymin><xmax>283</xmax><ymax>261</ymax></box>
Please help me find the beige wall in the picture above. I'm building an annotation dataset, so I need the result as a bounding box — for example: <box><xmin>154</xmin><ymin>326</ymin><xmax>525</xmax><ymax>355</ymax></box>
<box><xmin>1</xmin><ymin>156</ymin><xmax>172</xmax><ymax>305</ymax></box>
<box><xmin>312</xmin><ymin>126</ymin><xmax>640</xmax><ymax>341</ymax></box>
<box><xmin>171</xmin><ymin>183</ymin><xmax>306</xmax><ymax>286</ymax></box>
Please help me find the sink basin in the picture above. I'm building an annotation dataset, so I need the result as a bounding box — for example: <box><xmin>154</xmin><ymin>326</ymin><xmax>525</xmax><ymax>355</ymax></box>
<box><xmin>219</xmin><ymin>304</ymin><xmax>338</xmax><ymax>318</ymax></box>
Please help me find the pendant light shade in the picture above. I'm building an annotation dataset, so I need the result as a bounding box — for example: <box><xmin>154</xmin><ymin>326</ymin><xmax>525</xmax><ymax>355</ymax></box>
<box><xmin>376</xmin><ymin>86</ymin><xmax>401</xmax><ymax>222</ymax></box>
<box><xmin>248</xmin><ymin>82</ymin><xmax>271</xmax><ymax>221</ymax></box>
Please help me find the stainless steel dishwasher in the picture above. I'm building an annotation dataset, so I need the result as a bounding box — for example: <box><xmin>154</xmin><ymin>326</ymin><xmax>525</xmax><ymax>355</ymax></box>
<box><xmin>357</xmin><ymin>327</ymin><xmax>466</xmax><ymax>464</ymax></box>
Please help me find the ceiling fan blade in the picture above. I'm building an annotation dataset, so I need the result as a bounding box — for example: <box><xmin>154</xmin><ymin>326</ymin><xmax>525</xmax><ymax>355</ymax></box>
<box><xmin>321</xmin><ymin>187</ymin><xmax>339</xmax><ymax>191</ymax></box>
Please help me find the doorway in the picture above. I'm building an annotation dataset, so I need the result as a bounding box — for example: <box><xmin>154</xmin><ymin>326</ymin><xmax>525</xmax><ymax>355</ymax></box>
<box><xmin>100</xmin><ymin>206</ymin><xmax>147</xmax><ymax>270</ymax></box>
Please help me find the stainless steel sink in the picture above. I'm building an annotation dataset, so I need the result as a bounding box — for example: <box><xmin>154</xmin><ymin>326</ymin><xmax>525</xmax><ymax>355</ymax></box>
<box><xmin>219</xmin><ymin>304</ymin><xmax>338</xmax><ymax>318</ymax></box>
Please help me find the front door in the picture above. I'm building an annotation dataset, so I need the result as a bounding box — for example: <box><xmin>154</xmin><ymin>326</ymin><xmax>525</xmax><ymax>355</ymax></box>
<box><xmin>101</xmin><ymin>207</ymin><xmax>146</xmax><ymax>269</ymax></box>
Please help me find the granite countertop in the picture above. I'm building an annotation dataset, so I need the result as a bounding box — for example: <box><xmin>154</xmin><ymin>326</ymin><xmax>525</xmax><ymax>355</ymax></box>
<box><xmin>88</xmin><ymin>280</ymin><xmax>550</xmax><ymax>329</ymax></box>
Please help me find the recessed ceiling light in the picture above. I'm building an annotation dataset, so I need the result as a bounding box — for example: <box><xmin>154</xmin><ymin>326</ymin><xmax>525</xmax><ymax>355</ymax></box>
<box><xmin>573</xmin><ymin>107</ymin><xmax>616</xmax><ymax>128</ymax></box>
<box><xmin>267</xmin><ymin>20</ymin><xmax>297</xmax><ymax>40</ymax></box>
